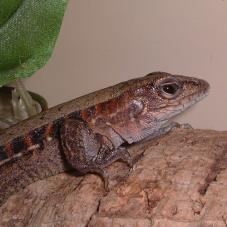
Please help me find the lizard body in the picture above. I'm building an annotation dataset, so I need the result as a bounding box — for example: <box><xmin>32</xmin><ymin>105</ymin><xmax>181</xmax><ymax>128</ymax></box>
<box><xmin>0</xmin><ymin>72</ymin><xmax>209</xmax><ymax>206</ymax></box>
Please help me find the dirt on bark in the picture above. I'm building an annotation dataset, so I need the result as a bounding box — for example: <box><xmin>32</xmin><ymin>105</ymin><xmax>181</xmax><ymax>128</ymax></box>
<box><xmin>0</xmin><ymin>128</ymin><xmax>227</xmax><ymax>227</ymax></box>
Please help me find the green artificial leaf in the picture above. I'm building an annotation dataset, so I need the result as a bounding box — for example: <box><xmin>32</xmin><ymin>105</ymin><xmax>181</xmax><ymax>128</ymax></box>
<box><xmin>0</xmin><ymin>0</ymin><xmax>68</xmax><ymax>86</ymax></box>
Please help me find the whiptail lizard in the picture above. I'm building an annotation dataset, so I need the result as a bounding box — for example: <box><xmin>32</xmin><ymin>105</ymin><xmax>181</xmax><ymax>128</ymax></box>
<box><xmin>0</xmin><ymin>72</ymin><xmax>209</xmax><ymax>206</ymax></box>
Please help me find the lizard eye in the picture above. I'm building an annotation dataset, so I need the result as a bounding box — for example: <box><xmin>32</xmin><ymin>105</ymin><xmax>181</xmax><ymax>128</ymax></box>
<box><xmin>157</xmin><ymin>79</ymin><xmax>181</xmax><ymax>99</ymax></box>
<box><xmin>162</xmin><ymin>83</ymin><xmax>179</xmax><ymax>94</ymax></box>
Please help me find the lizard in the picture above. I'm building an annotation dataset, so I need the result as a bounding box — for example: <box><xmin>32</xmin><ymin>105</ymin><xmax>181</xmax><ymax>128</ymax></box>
<box><xmin>0</xmin><ymin>72</ymin><xmax>210</xmax><ymax>206</ymax></box>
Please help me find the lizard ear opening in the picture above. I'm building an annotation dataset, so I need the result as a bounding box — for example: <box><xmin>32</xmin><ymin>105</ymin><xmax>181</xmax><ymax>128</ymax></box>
<box><xmin>128</xmin><ymin>99</ymin><xmax>144</xmax><ymax>118</ymax></box>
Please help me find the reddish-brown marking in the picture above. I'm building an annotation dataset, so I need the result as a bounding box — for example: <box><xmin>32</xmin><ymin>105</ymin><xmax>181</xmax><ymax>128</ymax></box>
<box><xmin>108</xmin><ymin>98</ymin><xmax>118</xmax><ymax>114</ymax></box>
<box><xmin>45</xmin><ymin>123</ymin><xmax>53</xmax><ymax>139</ymax></box>
<box><xmin>95</xmin><ymin>103</ymin><xmax>103</xmax><ymax>115</ymax></box>
<box><xmin>80</xmin><ymin>110</ymin><xmax>89</xmax><ymax>121</ymax></box>
<box><xmin>83</xmin><ymin>106</ymin><xmax>96</xmax><ymax>122</ymax></box>
<box><xmin>100</xmin><ymin>102</ymin><xmax>110</xmax><ymax>115</ymax></box>
<box><xmin>5</xmin><ymin>143</ymin><xmax>13</xmax><ymax>157</ymax></box>
<box><xmin>24</xmin><ymin>134</ymin><xmax>33</xmax><ymax>149</ymax></box>
<box><xmin>122</xmin><ymin>91</ymin><xmax>130</xmax><ymax>105</ymax></box>
<box><xmin>96</xmin><ymin>100</ymin><xmax>119</xmax><ymax>116</ymax></box>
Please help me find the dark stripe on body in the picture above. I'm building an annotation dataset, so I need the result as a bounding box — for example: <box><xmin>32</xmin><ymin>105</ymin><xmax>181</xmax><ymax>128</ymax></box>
<box><xmin>29</xmin><ymin>126</ymin><xmax>46</xmax><ymax>150</ymax></box>
<box><xmin>0</xmin><ymin>111</ymin><xmax>82</xmax><ymax>162</ymax></box>
<box><xmin>68</xmin><ymin>111</ymin><xmax>81</xmax><ymax>120</ymax></box>
<box><xmin>11</xmin><ymin>136</ymin><xmax>26</xmax><ymax>154</ymax></box>
<box><xmin>0</xmin><ymin>146</ymin><xmax>7</xmax><ymax>160</ymax></box>
<box><xmin>52</xmin><ymin>117</ymin><xmax>65</xmax><ymax>138</ymax></box>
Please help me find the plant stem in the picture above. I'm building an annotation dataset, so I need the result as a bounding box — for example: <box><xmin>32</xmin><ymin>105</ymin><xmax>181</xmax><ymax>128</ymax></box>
<box><xmin>14</xmin><ymin>78</ymin><xmax>37</xmax><ymax>116</ymax></box>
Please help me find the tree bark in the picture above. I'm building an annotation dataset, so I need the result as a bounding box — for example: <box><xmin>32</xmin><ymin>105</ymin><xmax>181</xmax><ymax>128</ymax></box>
<box><xmin>0</xmin><ymin>128</ymin><xmax>227</xmax><ymax>227</ymax></box>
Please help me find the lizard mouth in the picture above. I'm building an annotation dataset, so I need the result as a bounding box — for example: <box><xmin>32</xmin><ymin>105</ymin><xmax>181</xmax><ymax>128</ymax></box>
<box><xmin>157</xmin><ymin>81</ymin><xmax>210</xmax><ymax>123</ymax></box>
<box><xmin>182</xmin><ymin>79</ymin><xmax>210</xmax><ymax>108</ymax></box>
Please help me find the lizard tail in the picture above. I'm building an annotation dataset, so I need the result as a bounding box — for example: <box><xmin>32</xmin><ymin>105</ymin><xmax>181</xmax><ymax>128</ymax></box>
<box><xmin>0</xmin><ymin>120</ymin><xmax>63</xmax><ymax>163</ymax></box>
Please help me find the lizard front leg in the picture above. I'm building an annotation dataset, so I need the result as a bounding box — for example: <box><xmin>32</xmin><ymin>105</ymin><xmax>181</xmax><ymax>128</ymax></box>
<box><xmin>60</xmin><ymin>118</ymin><xmax>133</xmax><ymax>189</ymax></box>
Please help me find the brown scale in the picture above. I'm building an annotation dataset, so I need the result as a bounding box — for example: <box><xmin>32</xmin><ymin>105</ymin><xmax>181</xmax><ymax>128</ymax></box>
<box><xmin>86</xmin><ymin>106</ymin><xmax>98</xmax><ymax>122</ymax></box>
<box><xmin>89</xmin><ymin>94</ymin><xmax>130</xmax><ymax>125</ymax></box>
<box><xmin>95</xmin><ymin>95</ymin><xmax>123</xmax><ymax>117</ymax></box>
<box><xmin>0</xmin><ymin>146</ymin><xmax>8</xmax><ymax>160</ymax></box>
<box><xmin>5</xmin><ymin>142</ymin><xmax>13</xmax><ymax>158</ymax></box>
<box><xmin>95</xmin><ymin>103</ymin><xmax>104</xmax><ymax>116</ymax></box>
<box><xmin>80</xmin><ymin>109</ymin><xmax>90</xmax><ymax>122</ymax></box>
<box><xmin>24</xmin><ymin>134</ymin><xmax>35</xmax><ymax>150</ymax></box>
<box><xmin>108</xmin><ymin>92</ymin><xmax>132</xmax><ymax>125</ymax></box>
<box><xmin>108</xmin><ymin>98</ymin><xmax>119</xmax><ymax>114</ymax></box>
<box><xmin>99</xmin><ymin>101</ymin><xmax>112</xmax><ymax>115</ymax></box>
<box><xmin>80</xmin><ymin>101</ymin><xmax>114</xmax><ymax>123</ymax></box>
<box><xmin>45</xmin><ymin>123</ymin><xmax>54</xmax><ymax>141</ymax></box>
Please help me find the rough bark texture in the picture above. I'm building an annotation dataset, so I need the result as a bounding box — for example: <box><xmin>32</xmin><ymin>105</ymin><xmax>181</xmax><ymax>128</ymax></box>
<box><xmin>0</xmin><ymin>128</ymin><xmax>227</xmax><ymax>227</ymax></box>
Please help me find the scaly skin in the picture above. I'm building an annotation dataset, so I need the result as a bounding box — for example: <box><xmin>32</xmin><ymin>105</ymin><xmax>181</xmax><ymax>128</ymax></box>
<box><xmin>0</xmin><ymin>72</ymin><xmax>209</xmax><ymax>206</ymax></box>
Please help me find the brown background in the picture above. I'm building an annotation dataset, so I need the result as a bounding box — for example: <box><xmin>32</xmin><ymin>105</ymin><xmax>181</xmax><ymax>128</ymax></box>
<box><xmin>24</xmin><ymin>0</ymin><xmax>227</xmax><ymax>130</ymax></box>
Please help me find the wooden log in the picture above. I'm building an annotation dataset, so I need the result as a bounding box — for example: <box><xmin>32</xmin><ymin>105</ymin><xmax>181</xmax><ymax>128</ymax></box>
<box><xmin>1</xmin><ymin>128</ymin><xmax>227</xmax><ymax>227</ymax></box>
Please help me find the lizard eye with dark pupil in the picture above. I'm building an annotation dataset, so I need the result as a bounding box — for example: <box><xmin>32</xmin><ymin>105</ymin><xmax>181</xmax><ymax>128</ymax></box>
<box><xmin>158</xmin><ymin>81</ymin><xmax>181</xmax><ymax>99</ymax></box>
<box><xmin>162</xmin><ymin>83</ymin><xmax>179</xmax><ymax>95</ymax></box>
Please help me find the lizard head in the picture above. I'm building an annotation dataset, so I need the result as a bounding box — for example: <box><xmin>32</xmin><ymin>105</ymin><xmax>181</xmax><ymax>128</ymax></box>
<box><xmin>136</xmin><ymin>72</ymin><xmax>210</xmax><ymax>122</ymax></box>
<box><xmin>113</xmin><ymin>72</ymin><xmax>210</xmax><ymax>143</ymax></box>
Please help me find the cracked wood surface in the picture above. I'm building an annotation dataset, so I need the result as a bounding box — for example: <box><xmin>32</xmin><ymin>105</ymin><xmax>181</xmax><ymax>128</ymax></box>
<box><xmin>0</xmin><ymin>128</ymin><xmax>227</xmax><ymax>227</ymax></box>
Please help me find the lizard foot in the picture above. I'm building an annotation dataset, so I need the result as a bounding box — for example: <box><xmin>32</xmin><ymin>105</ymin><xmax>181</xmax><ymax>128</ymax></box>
<box><xmin>60</xmin><ymin>118</ymin><xmax>135</xmax><ymax>191</ymax></box>
<box><xmin>86</xmin><ymin>167</ymin><xmax>110</xmax><ymax>191</ymax></box>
